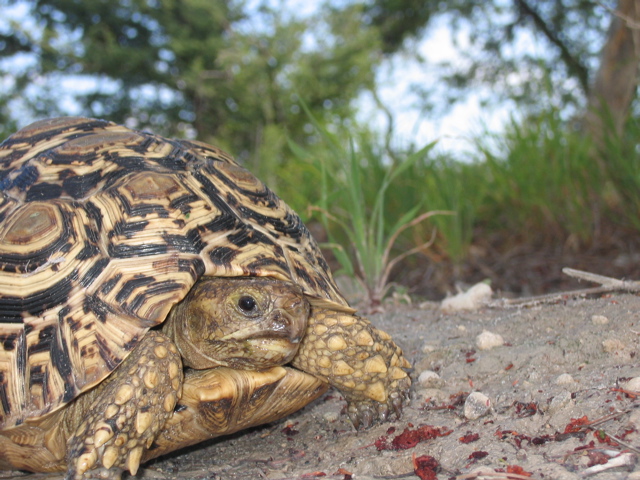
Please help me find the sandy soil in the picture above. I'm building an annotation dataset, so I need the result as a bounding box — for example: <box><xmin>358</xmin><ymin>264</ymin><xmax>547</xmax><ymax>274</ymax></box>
<box><xmin>3</xmin><ymin>292</ymin><xmax>640</xmax><ymax>480</ymax></box>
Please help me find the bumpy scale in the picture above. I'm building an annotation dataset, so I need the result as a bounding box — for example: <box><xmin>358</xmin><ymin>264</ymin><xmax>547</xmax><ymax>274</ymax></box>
<box><xmin>65</xmin><ymin>332</ymin><xmax>183</xmax><ymax>479</ymax></box>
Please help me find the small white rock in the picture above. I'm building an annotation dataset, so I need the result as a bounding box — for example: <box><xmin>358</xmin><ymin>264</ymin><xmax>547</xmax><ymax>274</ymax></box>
<box><xmin>323</xmin><ymin>411</ymin><xmax>339</xmax><ymax>423</ymax></box>
<box><xmin>591</xmin><ymin>314</ymin><xmax>609</xmax><ymax>325</ymax></box>
<box><xmin>622</xmin><ymin>377</ymin><xmax>640</xmax><ymax>393</ymax></box>
<box><xmin>464</xmin><ymin>391</ymin><xmax>491</xmax><ymax>420</ymax></box>
<box><xmin>476</xmin><ymin>330</ymin><xmax>504</xmax><ymax>350</ymax></box>
<box><xmin>440</xmin><ymin>282</ymin><xmax>493</xmax><ymax>313</ymax></box>
<box><xmin>555</xmin><ymin>373</ymin><xmax>575</xmax><ymax>385</ymax></box>
<box><xmin>602</xmin><ymin>338</ymin><xmax>626</xmax><ymax>353</ymax></box>
<box><xmin>417</xmin><ymin>370</ymin><xmax>443</xmax><ymax>388</ymax></box>
<box><xmin>421</xmin><ymin>343</ymin><xmax>437</xmax><ymax>353</ymax></box>
<box><xmin>628</xmin><ymin>409</ymin><xmax>640</xmax><ymax>430</ymax></box>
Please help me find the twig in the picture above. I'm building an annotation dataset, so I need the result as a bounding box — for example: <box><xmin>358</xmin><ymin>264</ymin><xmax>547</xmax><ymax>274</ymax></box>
<box><xmin>562</xmin><ymin>267</ymin><xmax>640</xmax><ymax>288</ymax></box>
<box><xmin>371</xmin><ymin>473</ymin><xmax>416</xmax><ymax>479</ymax></box>
<box><xmin>600</xmin><ymin>430</ymin><xmax>640</xmax><ymax>455</ymax></box>
<box><xmin>455</xmin><ymin>472</ymin><xmax>540</xmax><ymax>480</ymax></box>
<box><xmin>586</xmin><ymin>410</ymin><xmax>629</xmax><ymax>428</ymax></box>
<box><xmin>596</xmin><ymin>1</ymin><xmax>640</xmax><ymax>30</ymax></box>
<box><xmin>579</xmin><ymin>452</ymin><xmax>636</xmax><ymax>477</ymax></box>
<box><xmin>489</xmin><ymin>268</ymin><xmax>640</xmax><ymax>307</ymax></box>
<box><xmin>557</xmin><ymin>407</ymin><xmax>640</xmax><ymax>455</ymax></box>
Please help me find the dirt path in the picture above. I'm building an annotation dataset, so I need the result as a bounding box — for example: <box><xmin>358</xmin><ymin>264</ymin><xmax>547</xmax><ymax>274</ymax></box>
<box><xmin>3</xmin><ymin>294</ymin><xmax>640</xmax><ymax>480</ymax></box>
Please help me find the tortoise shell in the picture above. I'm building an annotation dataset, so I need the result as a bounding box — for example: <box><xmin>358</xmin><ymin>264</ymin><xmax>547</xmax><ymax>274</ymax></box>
<box><xmin>0</xmin><ymin>117</ymin><xmax>348</xmax><ymax>429</ymax></box>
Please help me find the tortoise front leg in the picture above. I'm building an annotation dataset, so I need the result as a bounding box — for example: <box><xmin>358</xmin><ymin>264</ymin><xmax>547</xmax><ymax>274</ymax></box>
<box><xmin>291</xmin><ymin>309</ymin><xmax>412</xmax><ymax>429</ymax></box>
<box><xmin>65</xmin><ymin>331</ymin><xmax>183</xmax><ymax>480</ymax></box>
<box><xmin>143</xmin><ymin>366</ymin><xmax>328</xmax><ymax>462</ymax></box>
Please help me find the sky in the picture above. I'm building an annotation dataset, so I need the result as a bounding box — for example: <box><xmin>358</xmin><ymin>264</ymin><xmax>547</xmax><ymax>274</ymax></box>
<box><xmin>358</xmin><ymin>29</ymin><xmax>514</xmax><ymax>156</ymax></box>
<box><xmin>243</xmin><ymin>0</ymin><xmax>515</xmax><ymax>156</ymax></box>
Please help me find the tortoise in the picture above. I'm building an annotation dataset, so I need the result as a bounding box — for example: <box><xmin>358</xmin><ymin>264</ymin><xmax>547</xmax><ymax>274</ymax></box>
<box><xmin>0</xmin><ymin>117</ymin><xmax>411</xmax><ymax>479</ymax></box>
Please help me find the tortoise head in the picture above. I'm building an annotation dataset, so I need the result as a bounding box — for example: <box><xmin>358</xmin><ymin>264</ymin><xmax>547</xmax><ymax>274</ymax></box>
<box><xmin>163</xmin><ymin>276</ymin><xmax>309</xmax><ymax>370</ymax></box>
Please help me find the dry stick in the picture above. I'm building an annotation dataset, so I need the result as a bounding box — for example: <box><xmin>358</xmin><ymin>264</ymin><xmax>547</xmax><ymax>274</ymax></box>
<box><xmin>489</xmin><ymin>267</ymin><xmax>640</xmax><ymax>307</ymax></box>
<box><xmin>455</xmin><ymin>472</ymin><xmax>540</xmax><ymax>480</ymax></box>
<box><xmin>586</xmin><ymin>410</ymin><xmax>630</xmax><ymax>428</ymax></box>
<box><xmin>596</xmin><ymin>0</ymin><xmax>640</xmax><ymax>30</ymax></box>
<box><xmin>371</xmin><ymin>473</ymin><xmax>416</xmax><ymax>479</ymax></box>
<box><xmin>601</xmin><ymin>430</ymin><xmax>640</xmax><ymax>455</ymax></box>
<box><xmin>574</xmin><ymin>409</ymin><xmax>640</xmax><ymax>455</ymax></box>
<box><xmin>579</xmin><ymin>452</ymin><xmax>637</xmax><ymax>477</ymax></box>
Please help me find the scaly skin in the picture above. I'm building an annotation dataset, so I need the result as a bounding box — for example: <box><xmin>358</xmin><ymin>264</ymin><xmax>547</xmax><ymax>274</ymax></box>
<box><xmin>0</xmin><ymin>355</ymin><xmax>328</xmax><ymax>479</ymax></box>
<box><xmin>142</xmin><ymin>366</ymin><xmax>328</xmax><ymax>462</ymax></box>
<box><xmin>65</xmin><ymin>332</ymin><xmax>183</xmax><ymax>480</ymax></box>
<box><xmin>291</xmin><ymin>308</ymin><xmax>411</xmax><ymax>429</ymax></box>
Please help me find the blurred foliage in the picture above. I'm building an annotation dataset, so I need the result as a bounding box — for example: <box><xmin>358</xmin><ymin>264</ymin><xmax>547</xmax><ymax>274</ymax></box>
<box><xmin>600</xmin><ymin>115</ymin><xmax>640</xmax><ymax>230</ymax></box>
<box><xmin>0</xmin><ymin>0</ymin><xmax>379</xmax><ymax>187</ymax></box>
<box><xmin>477</xmin><ymin>109</ymin><xmax>600</xmax><ymax>241</ymax></box>
<box><xmin>289</xmin><ymin>107</ymin><xmax>441</xmax><ymax>308</ymax></box>
<box><xmin>1</xmin><ymin>0</ymin><xmax>639</xmax><ymax>298</ymax></box>
<box><xmin>0</xmin><ymin>0</ymin><xmax>619</xmax><ymax>153</ymax></box>
<box><xmin>364</xmin><ymin>0</ymin><xmax>611</xmax><ymax>116</ymax></box>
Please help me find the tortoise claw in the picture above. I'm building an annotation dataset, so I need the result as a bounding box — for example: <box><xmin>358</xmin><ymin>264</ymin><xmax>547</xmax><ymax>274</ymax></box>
<box><xmin>377</xmin><ymin>403</ymin><xmax>390</xmax><ymax>422</ymax></box>
<box><xmin>390</xmin><ymin>390</ymin><xmax>404</xmax><ymax>419</ymax></box>
<box><xmin>348</xmin><ymin>402</ymin><xmax>376</xmax><ymax>430</ymax></box>
<box><xmin>345</xmin><ymin>374</ymin><xmax>411</xmax><ymax>429</ymax></box>
<box><xmin>347</xmin><ymin>404</ymin><xmax>360</xmax><ymax>430</ymax></box>
<box><xmin>347</xmin><ymin>400</ymin><xmax>393</xmax><ymax>430</ymax></box>
<box><xmin>346</xmin><ymin>387</ymin><xmax>410</xmax><ymax>430</ymax></box>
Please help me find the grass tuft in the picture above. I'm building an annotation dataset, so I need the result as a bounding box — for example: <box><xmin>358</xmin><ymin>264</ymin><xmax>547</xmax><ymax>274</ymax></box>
<box><xmin>289</xmin><ymin>106</ymin><xmax>447</xmax><ymax>310</ymax></box>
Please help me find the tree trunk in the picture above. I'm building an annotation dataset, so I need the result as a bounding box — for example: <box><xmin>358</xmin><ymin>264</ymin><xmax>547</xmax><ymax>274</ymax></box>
<box><xmin>585</xmin><ymin>0</ymin><xmax>640</xmax><ymax>141</ymax></box>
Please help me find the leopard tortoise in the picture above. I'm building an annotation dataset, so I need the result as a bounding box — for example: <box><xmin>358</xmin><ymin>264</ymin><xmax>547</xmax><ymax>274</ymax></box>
<box><xmin>0</xmin><ymin>117</ymin><xmax>411</xmax><ymax>479</ymax></box>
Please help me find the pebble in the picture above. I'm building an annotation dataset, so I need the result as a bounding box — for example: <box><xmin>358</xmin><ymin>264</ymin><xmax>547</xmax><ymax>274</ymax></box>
<box><xmin>591</xmin><ymin>314</ymin><xmax>609</xmax><ymax>325</ymax></box>
<box><xmin>602</xmin><ymin>338</ymin><xmax>625</xmax><ymax>353</ymax></box>
<box><xmin>476</xmin><ymin>330</ymin><xmax>504</xmax><ymax>350</ymax></box>
<box><xmin>440</xmin><ymin>282</ymin><xmax>492</xmax><ymax>312</ymax></box>
<box><xmin>417</xmin><ymin>370</ymin><xmax>443</xmax><ymax>388</ymax></box>
<box><xmin>555</xmin><ymin>373</ymin><xmax>575</xmax><ymax>385</ymax></box>
<box><xmin>464</xmin><ymin>391</ymin><xmax>491</xmax><ymax>420</ymax></box>
<box><xmin>622</xmin><ymin>377</ymin><xmax>640</xmax><ymax>393</ymax></box>
<box><xmin>323</xmin><ymin>411</ymin><xmax>339</xmax><ymax>423</ymax></box>
<box><xmin>421</xmin><ymin>344</ymin><xmax>437</xmax><ymax>353</ymax></box>
<box><xmin>628</xmin><ymin>409</ymin><xmax>640</xmax><ymax>430</ymax></box>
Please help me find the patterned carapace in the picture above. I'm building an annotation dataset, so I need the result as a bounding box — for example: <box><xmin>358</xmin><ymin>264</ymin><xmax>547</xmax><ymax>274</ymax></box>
<box><xmin>0</xmin><ymin>117</ymin><xmax>348</xmax><ymax>429</ymax></box>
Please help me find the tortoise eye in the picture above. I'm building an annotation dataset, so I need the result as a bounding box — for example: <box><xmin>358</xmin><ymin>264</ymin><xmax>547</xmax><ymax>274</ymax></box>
<box><xmin>238</xmin><ymin>295</ymin><xmax>257</xmax><ymax>313</ymax></box>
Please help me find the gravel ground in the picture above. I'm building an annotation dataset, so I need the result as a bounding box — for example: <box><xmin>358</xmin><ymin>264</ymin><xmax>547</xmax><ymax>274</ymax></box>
<box><xmin>3</xmin><ymin>293</ymin><xmax>640</xmax><ymax>480</ymax></box>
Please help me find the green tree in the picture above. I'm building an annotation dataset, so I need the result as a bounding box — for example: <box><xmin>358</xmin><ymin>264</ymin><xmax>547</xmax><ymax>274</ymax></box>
<box><xmin>0</xmin><ymin>0</ymin><xmax>380</xmax><ymax>188</ymax></box>
<box><xmin>362</xmin><ymin>0</ymin><xmax>636</xmax><ymax>128</ymax></box>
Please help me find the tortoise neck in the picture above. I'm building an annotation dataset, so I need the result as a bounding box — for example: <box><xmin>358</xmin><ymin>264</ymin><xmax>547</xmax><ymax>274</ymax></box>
<box><xmin>162</xmin><ymin>300</ymin><xmax>223</xmax><ymax>370</ymax></box>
